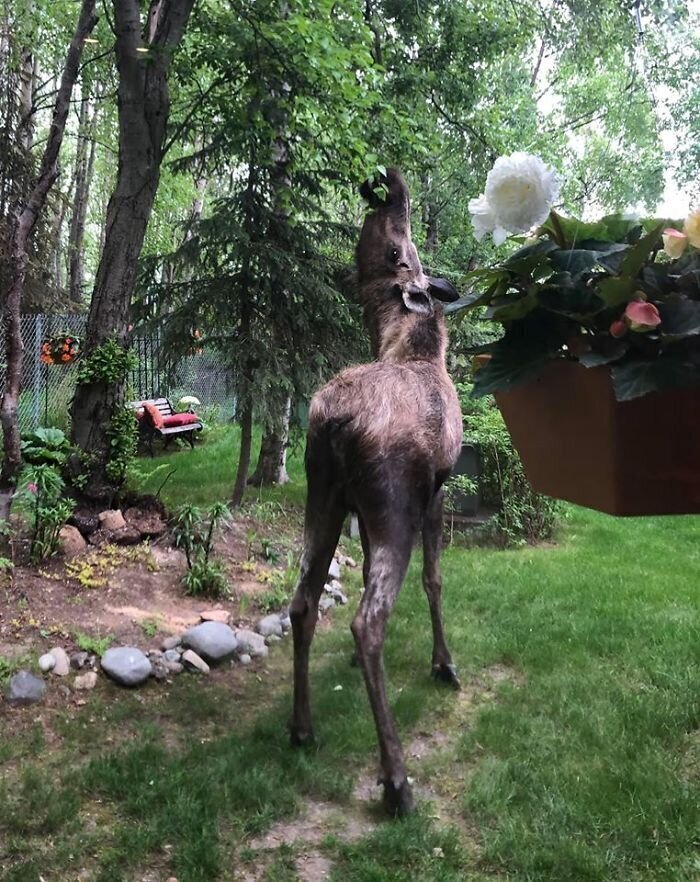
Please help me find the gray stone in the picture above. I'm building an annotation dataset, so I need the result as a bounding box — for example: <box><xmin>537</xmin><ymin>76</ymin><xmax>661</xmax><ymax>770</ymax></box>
<box><xmin>146</xmin><ymin>649</ymin><xmax>163</xmax><ymax>661</ymax></box>
<box><xmin>325</xmin><ymin>581</ymin><xmax>348</xmax><ymax>605</ymax></box>
<box><xmin>73</xmin><ymin>671</ymin><xmax>98</xmax><ymax>691</ymax></box>
<box><xmin>182</xmin><ymin>649</ymin><xmax>210</xmax><ymax>674</ymax></box>
<box><xmin>165</xmin><ymin>661</ymin><xmax>184</xmax><ymax>675</ymax></box>
<box><xmin>237</xmin><ymin>653</ymin><xmax>252</xmax><ymax>665</ymax></box>
<box><xmin>50</xmin><ymin>647</ymin><xmax>70</xmax><ymax>677</ymax></box>
<box><xmin>7</xmin><ymin>671</ymin><xmax>46</xmax><ymax>705</ymax></box>
<box><xmin>163</xmin><ymin>649</ymin><xmax>182</xmax><ymax>664</ymax></box>
<box><xmin>265</xmin><ymin>634</ymin><xmax>281</xmax><ymax>644</ymax></box>
<box><xmin>279</xmin><ymin>610</ymin><xmax>291</xmax><ymax>633</ymax></box>
<box><xmin>234</xmin><ymin>628</ymin><xmax>268</xmax><ymax>658</ymax></box>
<box><xmin>70</xmin><ymin>651</ymin><xmax>90</xmax><ymax>670</ymax></box>
<box><xmin>181</xmin><ymin>621</ymin><xmax>238</xmax><ymax>664</ymax></box>
<box><xmin>327</xmin><ymin>558</ymin><xmax>341</xmax><ymax>581</ymax></box>
<box><xmin>150</xmin><ymin>658</ymin><xmax>170</xmax><ymax>681</ymax></box>
<box><xmin>319</xmin><ymin>596</ymin><xmax>336</xmax><ymax>613</ymax></box>
<box><xmin>101</xmin><ymin>646</ymin><xmax>152</xmax><ymax>687</ymax></box>
<box><xmin>38</xmin><ymin>653</ymin><xmax>55</xmax><ymax>673</ymax></box>
<box><xmin>257</xmin><ymin>614</ymin><xmax>283</xmax><ymax>639</ymax></box>
<box><xmin>161</xmin><ymin>635</ymin><xmax>182</xmax><ymax>651</ymax></box>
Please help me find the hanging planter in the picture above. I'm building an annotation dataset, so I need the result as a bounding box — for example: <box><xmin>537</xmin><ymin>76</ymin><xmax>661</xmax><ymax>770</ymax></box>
<box><xmin>40</xmin><ymin>334</ymin><xmax>81</xmax><ymax>365</ymax></box>
<box><xmin>457</xmin><ymin>153</ymin><xmax>700</xmax><ymax>516</ymax></box>
<box><xmin>494</xmin><ymin>360</ymin><xmax>700</xmax><ymax>516</ymax></box>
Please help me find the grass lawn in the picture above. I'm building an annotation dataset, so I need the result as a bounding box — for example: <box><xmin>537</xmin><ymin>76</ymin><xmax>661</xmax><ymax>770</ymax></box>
<box><xmin>2</xmin><ymin>428</ymin><xmax>699</xmax><ymax>881</ymax></box>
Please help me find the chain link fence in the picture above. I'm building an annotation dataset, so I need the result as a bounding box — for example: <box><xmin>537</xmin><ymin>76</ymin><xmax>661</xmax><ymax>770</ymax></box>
<box><xmin>0</xmin><ymin>314</ymin><xmax>236</xmax><ymax>433</ymax></box>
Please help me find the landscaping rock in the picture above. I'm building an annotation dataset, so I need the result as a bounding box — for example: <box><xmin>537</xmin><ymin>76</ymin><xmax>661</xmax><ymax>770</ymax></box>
<box><xmin>237</xmin><ymin>653</ymin><xmax>252</xmax><ymax>666</ymax></box>
<box><xmin>38</xmin><ymin>653</ymin><xmax>55</xmax><ymax>673</ymax></box>
<box><xmin>165</xmin><ymin>661</ymin><xmax>184</xmax><ymax>675</ymax></box>
<box><xmin>325</xmin><ymin>581</ymin><xmax>348</xmax><ymax>605</ymax></box>
<box><xmin>101</xmin><ymin>647</ymin><xmax>152</xmax><ymax>687</ymax></box>
<box><xmin>59</xmin><ymin>525</ymin><xmax>87</xmax><ymax>558</ymax></box>
<box><xmin>7</xmin><ymin>671</ymin><xmax>46</xmax><ymax>705</ymax></box>
<box><xmin>265</xmin><ymin>634</ymin><xmax>281</xmax><ymax>644</ymax></box>
<box><xmin>70</xmin><ymin>651</ymin><xmax>90</xmax><ymax>670</ymax></box>
<box><xmin>319</xmin><ymin>596</ymin><xmax>336</xmax><ymax>613</ymax></box>
<box><xmin>182</xmin><ymin>622</ymin><xmax>238</xmax><ymax>665</ymax></box>
<box><xmin>162</xmin><ymin>635</ymin><xmax>182</xmax><ymax>651</ymax></box>
<box><xmin>98</xmin><ymin>509</ymin><xmax>126</xmax><ymax>531</ymax></box>
<box><xmin>150</xmin><ymin>658</ymin><xmax>170</xmax><ymax>681</ymax></box>
<box><xmin>338</xmin><ymin>553</ymin><xmax>357</xmax><ymax>568</ymax></box>
<box><xmin>234</xmin><ymin>629</ymin><xmax>268</xmax><ymax>658</ymax></box>
<box><xmin>69</xmin><ymin>510</ymin><xmax>99</xmax><ymax>536</ymax></box>
<box><xmin>163</xmin><ymin>649</ymin><xmax>182</xmax><ymax>664</ymax></box>
<box><xmin>50</xmin><ymin>647</ymin><xmax>70</xmax><ymax>677</ymax></box>
<box><xmin>257</xmin><ymin>614</ymin><xmax>283</xmax><ymax>639</ymax></box>
<box><xmin>279</xmin><ymin>610</ymin><xmax>292</xmax><ymax>633</ymax></box>
<box><xmin>327</xmin><ymin>558</ymin><xmax>341</xmax><ymax>581</ymax></box>
<box><xmin>200</xmin><ymin>608</ymin><xmax>230</xmax><ymax>624</ymax></box>
<box><xmin>74</xmin><ymin>671</ymin><xmax>98</xmax><ymax>691</ymax></box>
<box><xmin>111</xmin><ymin>525</ymin><xmax>142</xmax><ymax>546</ymax></box>
<box><xmin>182</xmin><ymin>649</ymin><xmax>210</xmax><ymax>674</ymax></box>
<box><xmin>124</xmin><ymin>507</ymin><xmax>167</xmax><ymax>539</ymax></box>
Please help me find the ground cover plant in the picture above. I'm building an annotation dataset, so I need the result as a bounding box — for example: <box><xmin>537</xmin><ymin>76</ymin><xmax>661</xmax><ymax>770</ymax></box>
<box><xmin>1</xmin><ymin>492</ymin><xmax>698</xmax><ymax>882</ymax></box>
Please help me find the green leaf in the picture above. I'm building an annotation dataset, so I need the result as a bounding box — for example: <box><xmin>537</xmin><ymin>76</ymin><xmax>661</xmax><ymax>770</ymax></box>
<box><xmin>598</xmin><ymin>276</ymin><xmax>636</xmax><ymax>307</ymax></box>
<box><xmin>611</xmin><ymin>357</ymin><xmax>700</xmax><ymax>401</ymax></box>
<box><xmin>659</xmin><ymin>299</ymin><xmax>700</xmax><ymax>339</ymax></box>
<box><xmin>619</xmin><ymin>223</ymin><xmax>663</xmax><ymax>277</ymax></box>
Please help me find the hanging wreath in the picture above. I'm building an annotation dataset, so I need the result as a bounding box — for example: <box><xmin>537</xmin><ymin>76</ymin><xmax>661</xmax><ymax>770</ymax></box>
<box><xmin>40</xmin><ymin>334</ymin><xmax>81</xmax><ymax>365</ymax></box>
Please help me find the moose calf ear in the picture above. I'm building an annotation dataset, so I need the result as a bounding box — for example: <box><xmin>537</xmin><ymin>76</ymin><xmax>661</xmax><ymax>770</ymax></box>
<box><xmin>402</xmin><ymin>284</ymin><xmax>434</xmax><ymax>317</ymax></box>
<box><xmin>427</xmin><ymin>276</ymin><xmax>459</xmax><ymax>302</ymax></box>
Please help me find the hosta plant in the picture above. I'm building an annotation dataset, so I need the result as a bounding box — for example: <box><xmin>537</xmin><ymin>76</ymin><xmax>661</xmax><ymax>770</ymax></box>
<box><xmin>464</xmin><ymin>154</ymin><xmax>700</xmax><ymax>401</ymax></box>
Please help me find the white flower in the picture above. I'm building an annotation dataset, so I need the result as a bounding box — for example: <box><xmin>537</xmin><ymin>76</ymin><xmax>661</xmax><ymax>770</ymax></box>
<box><xmin>470</xmin><ymin>152</ymin><xmax>559</xmax><ymax>245</ymax></box>
<box><xmin>179</xmin><ymin>395</ymin><xmax>201</xmax><ymax>405</ymax></box>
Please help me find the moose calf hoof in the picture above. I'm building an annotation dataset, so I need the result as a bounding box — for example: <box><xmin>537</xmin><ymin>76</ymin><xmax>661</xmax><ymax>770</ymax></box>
<box><xmin>289</xmin><ymin>726</ymin><xmax>315</xmax><ymax>748</ymax></box>
<box><xmin>432</xmin><ymin>662</ymin><xmax>461</xmax><ymax>690</ymax></box>
<box><xmin>382</xmin><ymin>778</ymin><xmax>415</xmax><ymax>818</ymax></box>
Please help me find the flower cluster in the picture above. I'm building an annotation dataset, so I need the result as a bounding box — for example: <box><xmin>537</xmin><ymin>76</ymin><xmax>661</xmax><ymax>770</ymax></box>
<box><xmin>465</xmin><ymin>156</ymin><xmax>700</xmax><ymax>402</ymax></box>
<box><xmin>40</xmin><ymin>335</ymin><xmax>81</xmax><ymax>365</ymax></box>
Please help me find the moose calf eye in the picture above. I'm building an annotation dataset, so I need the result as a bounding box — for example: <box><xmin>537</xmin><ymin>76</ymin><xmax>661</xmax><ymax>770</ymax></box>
<box><xmin>390</xmin><ymin>247</ymin><xmax>400</xmax><ymax>263</ymax></box>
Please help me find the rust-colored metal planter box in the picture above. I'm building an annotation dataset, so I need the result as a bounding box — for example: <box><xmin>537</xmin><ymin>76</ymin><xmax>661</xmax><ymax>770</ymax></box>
<box><xmin>494</xmin><ymin>360</ymin><xmax>700</xmax><ymax>516</ymax></box>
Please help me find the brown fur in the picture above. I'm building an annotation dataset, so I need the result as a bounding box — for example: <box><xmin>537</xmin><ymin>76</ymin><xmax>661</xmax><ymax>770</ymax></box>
<box><xmin>289</xmin><ymin>168</ymin><xmax>462</xmax><ymax>818</ymax></box>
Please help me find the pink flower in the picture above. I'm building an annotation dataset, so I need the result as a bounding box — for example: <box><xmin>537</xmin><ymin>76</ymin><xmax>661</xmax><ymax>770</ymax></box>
<box><xmin>662</xmin><ymin>227</ymin><xmax>688</xmax><ymax>259</ymax></box>
<box><xmin>609</xmin><ymin>319</ymin><xmax>627</xmax><ymax>338</ymax></box>
<box><xmin>624</xmin><ymin>300</ymin><xmax>661</xmax><ymax>332</ymax></box>
<box><xmin>27</xmin><ymin>482</ymin><xmax>38</xmax><ymax>494</ymax></box>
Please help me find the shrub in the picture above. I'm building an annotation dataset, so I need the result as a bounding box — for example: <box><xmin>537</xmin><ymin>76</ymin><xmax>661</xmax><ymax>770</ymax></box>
<box><xmin>14</xmin><ymin>464</ymin><xmax>75</xmax><ymax>563</ymax></box>
<box><xmin>20</xmin><ymin>427</ymin><xmax>70</xmax><ymax>466</ymax></box>
<box><xmin>458</xmin><ymin>381</ymin><xmax>559</xmax><ymax>546</ymax></box>
<box><xmin>172</xmin><ymin>502</ymin><xmax>231</xmax><ymax>598</ymax></box>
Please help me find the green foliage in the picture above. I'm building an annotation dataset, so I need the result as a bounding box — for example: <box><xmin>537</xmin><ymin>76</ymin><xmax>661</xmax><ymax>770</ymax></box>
<box><xmin>468</xmin><ymin>215</ymin><xmax>700</xmax><ymax>401</ymax></box>
<box><xmin>172</xmin><ymin>502</ymin><xmax>231</xmax><ymax>598</ymax></box>
<box><xmin>20</xmin><ymin>427</ymin><xmax>70</xmax><ymax>466</ymax></box>
<box><xmin>74</xmin><ymin>632</ymin><xmax>113</xmax><ymax>656</ymax></box>
<box><xmin>256</xmin><ymin>551</ymin><xmax>298</xmax><ymax>612</ymax></box>
<box><xmin>105</xmin><ymin>406</ymin><xmax>139</xmax><ymax>486</ymax></box>
<box><xmin>75</xmin><ymin>340</ymin><xmax>137</xmax><ymax>386</ymax></box>
<box><xmin>14</xmin><ymin>464</ymin><xmax>74</xmax><ymax>563</ymax></box>
<box><xmin>459</xmin><ymin>382</ymin><xmax>558</xmax><ymax>545</ymax></box>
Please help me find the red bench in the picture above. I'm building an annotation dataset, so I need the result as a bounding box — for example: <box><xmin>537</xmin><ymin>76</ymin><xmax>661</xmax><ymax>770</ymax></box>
<box><xmin>132</xmin><ymin>397</ymin><xmax>203</xmax><ymax>456</ymax></box>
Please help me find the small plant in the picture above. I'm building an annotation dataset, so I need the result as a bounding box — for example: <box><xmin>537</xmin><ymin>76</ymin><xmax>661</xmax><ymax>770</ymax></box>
<box><xmin>14</xmin><ymin>464</ymin><xmax>74</xmax><ymax>563</ymax></box>
<box><xmin>260</xmin><ymin>537</ymin><xmax>280</xmax><ymax>564</ymax></box>
<box><xmin>75</xmin><ymin>632</ymin><xmax>113</xmax><ymax>656</ymax></box>
<box><xmin>141</xmin><ymin>619</ymin><xmax>159</xmax><ymax>638</ymax></box>
<box><xmin>256</xmin><ymin>551</ymin><xmax>298</xmax><ymax>612</ymax></box>
<box><xmin>20</xmin><ymin>427</ymin><xmax>70</xmax><ymax>466</ymax></box>
<box><xmin>172</xmin><ymin>502</ymin><xmax>231</xmax><ymax>598</ymax></box>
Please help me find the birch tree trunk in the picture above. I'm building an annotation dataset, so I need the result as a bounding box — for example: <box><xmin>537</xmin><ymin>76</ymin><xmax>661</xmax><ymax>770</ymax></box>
<box><xmin>248</xmin><ymin>396</ymin><xmax>291</xmax><ymax>487</ymax></box>
<box><xmin>0</xmin><ymin>0</ymin><xmax>97</xmax><ymax>488</ymax></box>
<box><xmin>69</xmin><ymin>0</ymin><xmax>196</xmax><ymax>500</ymax></box>
<box><xmin>67</xmin><ymin>94</ymin><xmax>97</xmax><ymax>303</ymax></box>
